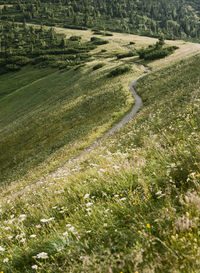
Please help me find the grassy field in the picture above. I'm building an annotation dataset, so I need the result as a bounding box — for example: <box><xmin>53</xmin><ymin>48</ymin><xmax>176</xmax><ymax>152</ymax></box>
<box><xmin>1</xmin><ymin>25</ymin><xmax>200</xmax><ymax>272</ymax></box>
<box><xmin>0</xmin><ymin>61</ymin><xmax>145</xmax><ymax>184</ymax></box>
<box><xmin>54</xmin><ymin>26</ymin><xmax>200</xmax><ymax>69</ymax></box>
<box><xmin>0</xmin><ymin>52</ymin><xmax>200</xmax><ymax>272</ymax></box>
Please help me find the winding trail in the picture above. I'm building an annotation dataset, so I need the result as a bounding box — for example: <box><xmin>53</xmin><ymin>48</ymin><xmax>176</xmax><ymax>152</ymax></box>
<box><xmin>57</xmin><ymin>71</ymin><xmax>148</xmax><ymax>171</ymax></box>
<box><xmin>6</xmin><ymin>71</ymin><xmax>148</xmax><ymax>196</ymax></box>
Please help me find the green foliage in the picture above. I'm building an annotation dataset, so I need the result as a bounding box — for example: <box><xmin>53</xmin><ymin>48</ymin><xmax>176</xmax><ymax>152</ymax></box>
<box><xmin>138</xmin><ymin>38</ymin><xmax>178</xmax><ymax>60</ymax></box>
<box><xmin>90</xmin><ymin>37</ymin><xmax>109</xmax><ymax>45</ymax></box>
<box><xmin>69</xmin><ymin>35</ymin><xmax>82</xmax><ymax>41</ymax></box>
<box><xmin>117</xmin><ymin>51</ymin><xmax>136</xmax><ymax>59</ymax></box>
<box><xmin>107</xmin><ymin>65</ymin><xmax>131</xmax><ymax>77</ymax></box>
<box><xmin>92</xmin><ymin>63</ymin><xmax>105</xmax><ymax>70</ymax></box>
<box><xmin>0</xmin><ymin>22</ymin><xmax>97</xmax><ymax>73</ymax></box>
<box><xmin>0</xmin><ymin>0</ymin><xmax>200</xmax><ymax>40</ymax></box>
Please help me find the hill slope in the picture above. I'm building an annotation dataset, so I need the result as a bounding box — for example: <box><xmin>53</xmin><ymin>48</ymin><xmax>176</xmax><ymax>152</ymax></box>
<box><xmin>1</xmin><ymin>0</ymin><xmax>200</xmax><ymax>40</ymax></box>
<box><xmin>0</xmin><ymin>52</ymin><xmax>200</xmax><ymax>272</ymax></box>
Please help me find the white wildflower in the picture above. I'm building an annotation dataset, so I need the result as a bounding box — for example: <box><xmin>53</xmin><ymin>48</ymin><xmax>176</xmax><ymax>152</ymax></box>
<box><xmin>0</xmin><ymin>246</ymin><xmax>5</xmax><ymax>251</ymax></box>
<box><xmin>3</xmin><ymin>258</ymin><xmax>9</xmax><ymax>263</ymax></box>
<box><xmin>68</xmin><ymin>226</ymin><xmax>75</xmax><ymax>232</ymax></box>
<box><xmin>36</xmin><ymin>252</ymin><xmax>49</xmax><ymax>259</ymax></box>
<box><xmin>62</xmin><ymin>231</ymin><xmax>68</xmax><ymax>236</ymax></box>
<box><xmin>32</xmin><ymin>265</ymin><xmax>38</xmax><ymax>269</ymax></box>
<box><xmin>30</xmin><ymin>234</ymin><xmax>37</xmax><ymax>238</ymax></box>
<box><xmin>86</xmin><ymin>202</ymin><xmax>93</xmax><ymax>208</ymax></box>
<box><xmin>84</xmin><ymin>193</ymin><xmax>90</xmax><ymax>199</ymax></box>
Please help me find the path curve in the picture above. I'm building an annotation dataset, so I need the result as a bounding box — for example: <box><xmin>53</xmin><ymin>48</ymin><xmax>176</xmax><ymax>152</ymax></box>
<box><xmin>60</xmin><ymin>72</ymin><xmax>147</xmax><ymax>169</ymax></box>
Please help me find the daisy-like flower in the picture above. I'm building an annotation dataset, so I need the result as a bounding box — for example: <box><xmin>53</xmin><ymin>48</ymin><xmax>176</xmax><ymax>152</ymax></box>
<box><xmin>30</xmin><ymin>234</ymin><xmax>37</xmax><ymax>238</ymax></box>
<box><xmin>86</xmin><ymin>202</ymin><xmax>93</xmax><ymax>208</ymax></box>
<box><xmin>68</xmin><ymin>226</ymin><xmax>75</xmax><ymax>232</ymax></box>
<box><xmin>0</xmin><ymin>246</ymin><xmax>5</xmax><ymax>251</ymax></box>
<box><xmin>32</xmin><ymin>265</ymin><xmax>38</xmax><ymax>269</ymax></box>
<box><xmin>36</xmin><ymin>252</ymin><xmax>49</xmax><ymax>259</ymax></box>
<box><xmin>83</xmin><ymin>193</ymin><xmax>90</xmax><ymax>199</ymax></box>
<box><xmin>62</xmin><ymin>231</ymin><xmax>68</xmax><ymax>236</ymax></box>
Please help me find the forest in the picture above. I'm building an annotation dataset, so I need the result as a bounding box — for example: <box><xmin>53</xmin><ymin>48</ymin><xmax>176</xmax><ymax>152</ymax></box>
<box><xmin>0</xmin><ymin>0</ymin><xmax>200</xmax><ymax>40</ymax></box>
<box><xmin>0</xmin><ymin>21</ymin><xmax>106</xmax><ymax>74</ymax></box>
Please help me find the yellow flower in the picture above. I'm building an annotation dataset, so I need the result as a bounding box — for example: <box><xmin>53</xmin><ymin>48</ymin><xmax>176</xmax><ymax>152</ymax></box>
<box><xmin>138</xmin><ymin>230</ymin><xmax>141</xmax><ymax>233</ymax></box>
<box><xmin>146</xmin><ymin>224</ymin><xmax>151</xmax><ymax>229</ymax></box>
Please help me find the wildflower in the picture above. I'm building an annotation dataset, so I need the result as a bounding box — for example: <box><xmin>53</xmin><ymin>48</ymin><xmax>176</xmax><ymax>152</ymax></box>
<box><xmin>32</xmin><ymin>265</ymin><xmax>38</xmax><ymax>269</ymax></box>
<box><xmin>68</xmin><ymin>226</ymin><xmax>75</xmax><ymax>232</ymax></box>
<box><xmin>40</xmin><ymin>217</ymin><xmax>54</xmax><ymax>223</ymax></box>
<box><xmin>62</xmin><ymin>231</ymin><xmax>68</xmax><ymax>236</ymax></box>
<box><xmin>30</xmin><ymin>234</ymin><xmax>37</xmax><ymax>238</ymax></box>
<box><xmin>36</xmin><ymin>252</ymin><xmax>49</xmax><ymax>259</ymax></box>
<box><xmin>146</xmin><ymin>224</ymin><xmax>151</xmax><ymax>229</ymax></box>
<box><xmin>3</xmin><ymin>258</ymin><xmax>9</xmax><ymax>263</ymax></box>
<box><xmin>0</xmin><ymin>246</ymin><xmax>5</xmax><ymax>251</ymax></box>
<box><xmin>138</xmin><ymin>230</ymin><xmax>141</xmax><ymax>233</ymax></box>
<box><xmin>86</xmin><ymin>202</ymin><xmax>93</xmax><ymax>207</ymax></box>
<box><xmin>86</xmin><ymin>230</ymin><xmax>91</xmax><ymax>233</ymax></box>
<box><xmin>84</xmin><ymin>193</ymin><xmax>90</xmax><ymax>199</ymax></box>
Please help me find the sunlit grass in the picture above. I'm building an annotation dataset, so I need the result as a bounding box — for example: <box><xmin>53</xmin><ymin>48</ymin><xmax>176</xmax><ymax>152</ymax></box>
<box><xmin>0</xmin><ymin>54</ymin><xmax>200</xmax><ymax>272</ymax></box>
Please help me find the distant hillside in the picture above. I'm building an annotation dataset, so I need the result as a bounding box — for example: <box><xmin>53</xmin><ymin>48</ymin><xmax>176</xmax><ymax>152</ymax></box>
<box><xmin>0</xmin><ymin>0</ymin><xmax>200</xmax><ymax>40</ymax></box>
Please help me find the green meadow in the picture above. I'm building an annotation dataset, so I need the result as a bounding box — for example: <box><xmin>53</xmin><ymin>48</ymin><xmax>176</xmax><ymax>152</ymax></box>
<box><xmin>0</xmin><ymin>51</ymin><xmax>200</xmax><ymax>272</ymax></box>
<box><xmin>0</xmin><ymin>22</ymin><xmax>200</xmax><ymax>272</ymax></box>
<box><xmin>0</xmin><ymin>63</ymin><xmax>140</xmax><ymax>184</ymax></box>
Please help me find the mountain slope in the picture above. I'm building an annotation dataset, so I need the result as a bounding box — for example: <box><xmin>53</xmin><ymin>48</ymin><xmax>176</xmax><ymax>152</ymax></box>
<box><xmin>0</xmin><ymin>52</ymin><xmax>200</xmax><ymax>272</ymax></box>
<box><xmin>1</xmin><ymin>0</ymin><xmax>200</xmax><ymax>40</ymax></box>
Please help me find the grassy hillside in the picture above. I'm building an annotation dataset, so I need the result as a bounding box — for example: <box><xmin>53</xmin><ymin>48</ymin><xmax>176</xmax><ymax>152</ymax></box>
<box><xmin>0</xmin><ymin>53</ymin><xmax>199</xmax><ymax>272</ymax></box>
<box><xmin>0</xmin><ymin>62</ymin><xmax>142</xmax><ymax>184</ymax></box>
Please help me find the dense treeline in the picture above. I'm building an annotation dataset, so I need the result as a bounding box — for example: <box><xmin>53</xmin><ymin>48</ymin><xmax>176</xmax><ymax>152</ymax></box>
<box><xmin>0</xmin><ymin>21</ymin><xmax>101</xmax><ymax>73</ymax></box>
<box><xmin>0</xmin><ymin>0</ymin><xmax>200</xmax><ymax>40</ymax></box>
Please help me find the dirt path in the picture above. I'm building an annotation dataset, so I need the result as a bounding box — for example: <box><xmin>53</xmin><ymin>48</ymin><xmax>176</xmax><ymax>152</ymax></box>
<box><xmin>1</xmin><ymin>71</ymin><xmax>147</xmax><ymax>200</ymax></box>
<box><xmin>53</xmin><ymin>71</ymin><xmax>147</xmax><ymax>175</ymax></box>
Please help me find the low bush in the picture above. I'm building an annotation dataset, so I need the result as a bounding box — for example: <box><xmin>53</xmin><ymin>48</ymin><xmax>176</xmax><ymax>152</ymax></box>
<box><xmin>107</xmin><ymin>65</ymin><xmax>131</xmax><ymax>77</ymax></box>
<box><xmin>91</xmin><ymin>37</ymin><xmax>109</xmax><ymax>45</ymax></box>
<box><xmin>117</xmin><ymin>51</ymin><xmax>136</xmax><ymax>59</ymax></box>
<box><xmin>69</xmin><ymin>36</ymin><xmax>82</xmax><ymax>41</ymax></box>
<box><xmin>92</xmin><ymin>63</ymin><xmax>105</xmax><ymax>70</ymax></box>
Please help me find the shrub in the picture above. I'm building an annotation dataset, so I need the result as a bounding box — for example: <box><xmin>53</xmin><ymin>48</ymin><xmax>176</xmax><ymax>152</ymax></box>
<box><xmin>117</xmin><ymin>51</ymin><xmax>136</xmax><ymax>59</ymax></box>
<box><xmin>92</xmin><ymin>63</ymin><xmax>105</xmax><ymax>70</ymax></box>
<box><xmin>5</xmin><ymin>64</ymin><xmax>20</xmax><ymax>71</ymax></box>
<box><xmin>107</xmin><ymin>65</ymin><xmax>131</xmax><ymax>77</ymax></box>
<box><xmin>69</xmin><ymin>36</ymin><xmax>82</xmax><ymax>41</ymax></box>
<box><xmin>90</xmin><ymin>37</ymin><xmax>109</xmax><ymax>45</ymax></box>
